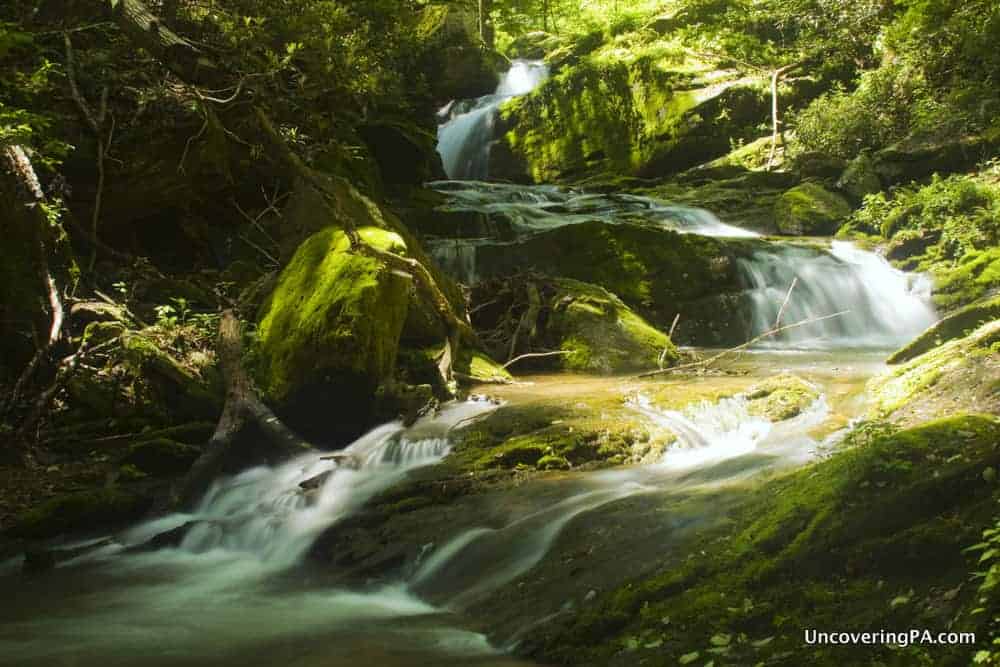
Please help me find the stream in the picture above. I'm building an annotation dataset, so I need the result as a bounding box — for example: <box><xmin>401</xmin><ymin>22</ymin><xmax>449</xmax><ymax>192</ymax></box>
<box><xmin>0</xmin><ymin>62</ymin><xmax>940</xmax><ymax>667</ymax></box>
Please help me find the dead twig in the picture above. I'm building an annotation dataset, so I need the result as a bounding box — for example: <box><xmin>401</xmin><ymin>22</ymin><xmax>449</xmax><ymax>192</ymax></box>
<box><xmin>502</xmin><ymin>350</ymin><xmax>573</xmax><ymax>370</ymax></box>
<box><xmin>636</xmin><ymin>310</ymin><xmax>850</xmax><ymax>379</ymax></box>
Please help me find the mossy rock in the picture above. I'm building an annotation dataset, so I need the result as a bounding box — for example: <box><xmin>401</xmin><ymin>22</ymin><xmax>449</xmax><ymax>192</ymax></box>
<box><xmin>494</xmin><ymin>53</ymin><xmax>769</xmax><ymax>182</ymax></box>
<box><xmin>869</xmin><ymin>319</ymin><xmax>1000</xmax><ymax>424</ymax></box>
<box><xmin>836</xmin><ymin>152</ymin><xmax>882</xmax><ymax>203</ymax></box>
<box><xmin>9</xmin><ymin>488</ymin><xmax>152</xmax><ymax>539</ymax></box>
<box><xmin>887</xmin><ymin>295</ymin><xmax>1000</xmax><ymax>364</ymax></box>
<box><xmin>773</xmin><ymin>183</ymin><xmax>852</xmax><ymax>236</ymax></box>
<box><xmin>121</xmin><ymin>331</ymin><xmax>221</xmax><ymax>422</ymax></box>
<box><xmin>473</xmin><ymin>221</ymin><xmax>750</xmax><ymax>341</ymax></box>
<box><xmin>927</xmin><ymin>247</ymin><xmax>1000</xmax><ymax>311</ymax></box>
<box><xmin>256</xmin><ymin>226</ymin><xmax>412</xmax><ymax>442</ymax></box>
<box><xmin>121</xmin><ymin>438</ymin><xmax>201</xmax><ymax>477</ymax></box>
<box><xmin>547</xmin><ymin>278</ymin><xmax>677</xmax><ymax>373</ymax></box>
<box><xmin>529</xmin><ymin>414</ymin><xmax>1000</xmax><ymax>665</ymax></box>
<box><xmin>744</xmin><ymin>374</ymin><xmax>821</xmax><ymax>421</ymax></box>
<box><xmin>454</xmin><ymin>349</ymin><xmax>513</xmax><ymax>383</ymax></box>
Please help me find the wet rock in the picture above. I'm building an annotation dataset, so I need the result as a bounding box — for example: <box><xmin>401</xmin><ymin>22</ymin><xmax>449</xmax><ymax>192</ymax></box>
<box><xmin>886</xmin><ymin>295</ymin><xmax>1000</xmax><ymax>365</ymax></box>
<box><xmin>773</xmin><ymin>183</ymin><xmax>852</xmax><ymax>236</ymax></box>
<box><xmin>299</xmin><ymin>471</ymin><xmax>333</xmax><ymax>491</ymax></box>
<box><xmin>837</xmin><ymin>152</ymin><xmax>882</xmax><ymax>203</ymax></box>
<box><xmin>872</xmin><ymin>134</ymin><xmax>1000</xmax><ymax>186</ymax></box>
<box><xmin>8</xmin><ymin>488</ymin><xmax>152</xmax><ymax>539</ymax></box>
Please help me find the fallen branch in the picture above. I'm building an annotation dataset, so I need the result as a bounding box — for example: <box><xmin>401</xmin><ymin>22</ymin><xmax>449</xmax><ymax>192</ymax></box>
<box><xmin>636</xmin><ymin>310</ymin><xmax>849</xmax><ymax>379</ymax></box>
<box><xmin>502</xmin><ymin>350</ymin><xmax>573</xmax><ymax>370</ymax></box>
<box><xmin>0</xmin><ymin>145</ymin><xmax>67</xmax><ymax>444</ymax></box>
<box><xmin>774</xmin><ymin>277</ymin><xmax>797</xmax><ymax>328</ymax></box>
<box><xmin>166</xmin><ymin>309</ymin><xmax>312</xmax><ymax>510</ymax></box>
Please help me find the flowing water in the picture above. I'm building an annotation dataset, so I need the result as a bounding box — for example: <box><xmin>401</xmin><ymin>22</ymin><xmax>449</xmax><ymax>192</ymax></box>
<box><xmin>0</xmin><ymin>61</ymin><xmax>943</xmax><ymax>666</ymax></box>
<box><xmin>437</xmin><ymin>60</ymin><xmax>549</xmax><ymax>179</ymax></box>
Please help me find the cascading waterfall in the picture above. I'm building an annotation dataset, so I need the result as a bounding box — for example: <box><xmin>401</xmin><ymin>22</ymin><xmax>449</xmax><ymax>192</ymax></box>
<box><xmin>436</xmin><ymin>60</ymin><xmax>548</xmax><ymax>179</ymax></box>
<box><xmin>737</xmin><ymin>240</ymin><xmax>937</xmax><ymax>349</ymax></box>
<box><xmin>119</xmin><ymin>399</ymin><xmax>500</xmax><ymax>570</ymax></box>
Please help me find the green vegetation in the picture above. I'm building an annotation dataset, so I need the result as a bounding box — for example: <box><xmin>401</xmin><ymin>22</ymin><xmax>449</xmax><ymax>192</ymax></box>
<box><xmin>531</xmin><ymin>414</ymin><xmax>1000</xmax><ymax>666</ymax></box>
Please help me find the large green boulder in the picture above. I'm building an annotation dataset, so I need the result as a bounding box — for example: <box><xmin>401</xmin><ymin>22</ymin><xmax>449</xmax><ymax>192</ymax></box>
<box><xmin>415</xmin><ymin>2</ymin><xmax>499</xmax><ymax>103</ymax></box>
<box><xmin>471</xmin><ymin>276</ymin><xmax>677</xmax><ymax>374</ymax></box>
<box><xmin>256</xmin><ymin>226</ymin><xmax>413</xmax><ymax>442</ymax></box>
<box><xmin>773</xmin><ymin>183</ymin><xmax>852</xmax><ymax>236</ymax></box>
<box><xmin>473</xmin><ymin>221</ymin><xmax>753</xmax><ymax>345</ymax></box>
<box><xmin>493</xmin><ymin>55</ymin><xmax>770</xmax><ymax>182</ymax></box>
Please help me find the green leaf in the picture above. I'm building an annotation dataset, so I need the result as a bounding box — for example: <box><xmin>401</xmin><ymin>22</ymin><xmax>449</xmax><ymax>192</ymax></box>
<box><xmin>679</xmin><ymin>652</ymin><xmax>700</xmax><ymax>665</ymax></box>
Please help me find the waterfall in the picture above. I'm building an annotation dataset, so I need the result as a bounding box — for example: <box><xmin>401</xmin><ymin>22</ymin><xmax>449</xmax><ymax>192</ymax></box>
<box><xmin>436</xmin><ymin>60</ymin><xmax>548</xmax><ymax>179</ymax></box>
<box><xmin>737</xmin><ymin>241</ymin><xmax>937</xmax><ymax>349</ymax></box>
<box><xmin>629</xmin><ymin>394</ymin><xmax>773</xmax><ymax>468</ymax></box>
<box><xmin>117</xmin><ymin>399</ymin><xmax>500</xmax><ymax>570</ymax></box>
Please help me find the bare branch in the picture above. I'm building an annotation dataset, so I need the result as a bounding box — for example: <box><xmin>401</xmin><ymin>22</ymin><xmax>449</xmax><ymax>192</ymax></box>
<box><xmin>636</xmin><ymin>310</ymin><xmax>850</xmax><ymax>379</ymax></box>
<box><xmin>502</xmin><ymin>350</ymin><xmax>573</xmax><ymax>370</ymax></box>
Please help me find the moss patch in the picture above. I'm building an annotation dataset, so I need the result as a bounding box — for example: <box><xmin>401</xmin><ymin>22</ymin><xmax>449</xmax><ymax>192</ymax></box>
<box><xmin>255</xmin><ymin>226</ymin><xmax>412</xmax><ymax>440</ymax></box>
<box><xmin>9</xmin><ymin>487</ymin><xmax>152</xmax><ymax>539</ymax></box>
<box><xmin>774</xmin><ymin>183</ymin><xmax>852</xmax><ymax>236</ymax></box>
<box><xmin>888</xmin><ymin>295</ymin><xmax>1000</xmax><ymax>364</ymax></box>
<box><xmin>869</xmin><ymin>320</ymin><xmax>1000</xmax><ymax>424</ymax></box>
<box><xmin>526</xmin><ymin>414</ymin><xmax>1000</xmax><ymax>666</ymax></box>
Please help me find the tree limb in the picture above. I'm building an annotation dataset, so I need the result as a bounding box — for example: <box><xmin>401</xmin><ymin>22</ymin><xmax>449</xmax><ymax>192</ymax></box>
<box><xmin>636</xmin><ymin>310</ymin><xmax>850</xmax><ymax>379</ymax></box>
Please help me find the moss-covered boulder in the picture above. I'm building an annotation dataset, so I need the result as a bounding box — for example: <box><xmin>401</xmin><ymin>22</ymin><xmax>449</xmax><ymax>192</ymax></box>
<box><xmin>8</xmin><ymin>487</ymin><xmax>152</xmax><ymax>539</ymax></box>
<box><xmin>472</xmin><ymin>221</ymin><xmax>756</xmax><ymax>345</ymax></box>
<box><xmin>493</xmin><ymin>54</ymin><xmax>770</xmax><ymax>182</ymax></box>
<box><xmin>887</xmin><ymin>296</ymin><xmax>1000</xmax><ymax>364</ymax></box>
<box><xmin>415</xmin><ymin>2</ymin><xmax>499</xmax><ymax>103</ymax></box>
<box><xmin>256</xmin><ymin>226</ymin><xmax>413</xmax><ymax>442</ymax></box>
<box><xmin>773</xmin><ymin>182</ymin><xmax>852</xmax><ymax>236</ymax></box>
<box><xmin>869</xmin><ymin>319</ymin><xmax>1000</xmax><ymax>425</ymax></box>
<box><xmin>471</xmin><ymin>276</ymin><xmax>676</xmax><ymax>374</ymax></box>
<box><xmin>547</xmin><ymin>279</ymin><xmax>677</xmax><ymax>373</ymax></box>
<box><xmin>837</xmin><ymin>152</ymin><xmax>882</xmax><ymax>203</ymax></box>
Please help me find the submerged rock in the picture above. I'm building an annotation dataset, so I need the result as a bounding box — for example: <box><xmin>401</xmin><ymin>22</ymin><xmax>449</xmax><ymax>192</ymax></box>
<box><xmin>744</xmin><ymin>374</ymin><xmax>820</xmax><ymax>421</ymax></box>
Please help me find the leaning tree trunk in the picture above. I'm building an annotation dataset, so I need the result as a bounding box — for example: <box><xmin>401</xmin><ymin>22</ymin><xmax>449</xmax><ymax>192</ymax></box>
<box><xmin>164</xmin><ymin>310</ymin><xmax>312</xmax><ymax>510</ymax></box>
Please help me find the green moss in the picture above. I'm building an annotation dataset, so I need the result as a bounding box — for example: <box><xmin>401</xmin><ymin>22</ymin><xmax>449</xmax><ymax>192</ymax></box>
<box><xmin>255</xmin><ymin>226</ymin><xmax>411</xmax><ymax>436</ymax></box>
<box><xmin>454</xmin><ymin>349</ymin><xmax>513</xmax><ymax>383</ymax></box>
<box><xmin>121</xmin><ymin>438</ymin><xmax>201</xmax><ymax>477</ymax></box>
<box><xmin>494</xmin><ymin>53</ymin><xmax>768</xmax><ymax>182</ymax></box>
<box><xmin>870</xmin><ymin>319</ymin><xmax>1000</xmax><ymax>418</ymax></box>
<box><xmin>928</xmin><ymin>247</ymin><xmax>1000</xmax><ymax>310</ymax></box>
<box><xmin>744</xmin><ymin>374</ymin><xmax>821</xmax><ymax>421</ymax></box>
<box><xmin>773</xmin><ymin>183</ymin><xmax>852</xmax><ymax>236</ymax></box>
<box><xmin>548</xmin><ymin>278</ymin><xmax>677</xmax><ymax>373</ymax></box>
<box><xmin>533</xmin><ymin>414</ymin><xmax>1000</xmax><ymax>665</ymax></box>
<box><xmin>9</xmin><ymin>487</ymin><xmax>152</xmax><ymax>539</ymax></box>
<box><xmin>888</xmin><ymin>295</ymin><xmax>1000</xmax><ymax>364</ymax></box>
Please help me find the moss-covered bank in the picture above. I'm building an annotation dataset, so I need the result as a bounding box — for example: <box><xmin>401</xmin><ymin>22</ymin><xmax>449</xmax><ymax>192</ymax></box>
<box><xmin>523</xmin><ymin>414</ymin><xmax>1000</xmax><ymax>666</ymax></box>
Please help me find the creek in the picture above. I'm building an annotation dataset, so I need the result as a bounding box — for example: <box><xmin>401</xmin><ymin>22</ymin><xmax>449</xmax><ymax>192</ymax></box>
<box><xmin>0</xmin><ymin>61</ymin><xmax>940</xmax><ymax>667</ymax></box>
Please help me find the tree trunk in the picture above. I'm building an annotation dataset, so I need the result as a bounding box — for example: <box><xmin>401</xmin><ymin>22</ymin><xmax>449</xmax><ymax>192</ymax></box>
<box><xmin>165</xmin><ymin>310</ymin><xmax>311</xmax><ymax>510</ymax></box>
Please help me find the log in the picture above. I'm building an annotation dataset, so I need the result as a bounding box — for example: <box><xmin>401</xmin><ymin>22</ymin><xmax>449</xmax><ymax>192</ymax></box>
<box><xmin>166</xmin><ymin>310</ymin><xmax>312</xmax><ymax>510</ymax></box>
